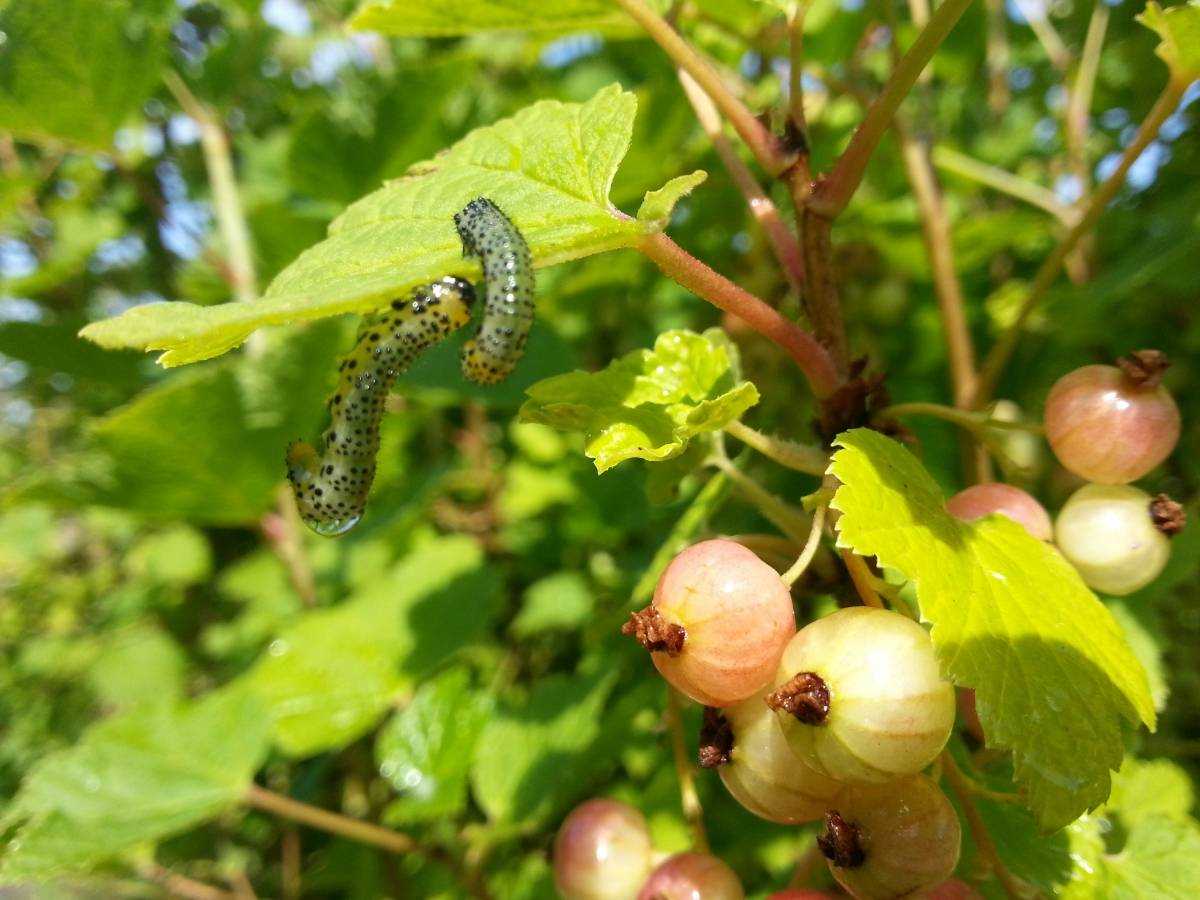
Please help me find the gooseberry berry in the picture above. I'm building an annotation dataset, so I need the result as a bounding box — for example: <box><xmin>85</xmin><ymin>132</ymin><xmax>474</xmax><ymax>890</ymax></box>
<box><xmin>1054</xmin><ymin>483</ymin><xmax>1182</xmax><ymax>596</ymax></box>
<box><xmin>946</xmin><ymin>483</ymin><xmax>1052</xmax><ymax>541</ymax></box>
<box><xmin>819</xmin><ymin>775</ymin><xmax>961</xmax><ymax>900</ymax></box>
<box><xmin>637</xmin><ymin>852</ymin><xmax>745</xmax><ymax>900</ymax></box>
<box><xmin>1044</xmin><ymin>352</ymin><xmax>1180</xmax><ymax>484</ymax></box>
<box><xmin>554</xmin><ymin>798</ymin><xmax>654</xmax><ymax>900</ymax></box>
<box><xmin>624</xmin><ymin>539</ymin><xmax>796</xmax><ymax>706</ymax></box>
<box><xmin>767</xmin><ymin>607</ymin><xmax>954</xmax><ymax>784</ymax></box>
<box><xmin>698</xmin><ymin>701</ymin><xmax>843</xmax><ymax>824</ymax></box>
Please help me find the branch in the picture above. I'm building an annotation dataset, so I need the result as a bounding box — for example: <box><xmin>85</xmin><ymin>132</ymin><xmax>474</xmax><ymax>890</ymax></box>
<box><xmin>262</xmin><ymin>485</ymin><xmax>318</xmax><ymax>608</ymax></box>
<box><xmin>638</xmin><ymin>231</ymin><xmax>840</xmax><ymax>397</ymax></box>
<box><xmin>932</xmin><ymin>146</ymin><xmax>1074</xmax><ymax>222</ymax></box>
<box><xmin>1065</xmin><ymin>3</ymin><xmax>1108</xmax><ymax>198</ymax></box>
<box><xmin>840</xmin><ymin>551</ymin><xmax>886</xmax><ymax>608</ymax></box>
<box><xmin>710</xmin><ymin>454</ymin><xmax>813</xmax><ymax>545</ymax></box>
<box><xmin>809</xmin><ymin>0</ymin><xmax>976</xmax><ymax>218</ymax></box>
<box><xmin>677</xmin><ymin>70</ymin><xmax>807</xmax><ymax>295</ymax></box>
<box><xmin>940</xmin><ymin>753</ymin><xmax>1028</xmax><ymax>899</ymax></box>
<box><xmin>244</xmin><ymin>785</ymin><xmax>416</xmax><ymax>854</ymax></box>
<box><xmin>615</xmin><ymin>0</ymin><xmax>795</xmax><ymax>175</ymax></box>
<box><xmin>665</xmin><ymin>688</ymin><xmax>709</xmax><ymax>852</ymax></box>
<box><xmin>1011</xmin><ymin>0</ymin><xmax>1069</xmax><ymax>72</ymax></box>
<box><xmin>724</xmin><ymin>419</ymin><xmax>829</xmax><ymax>475</ymax></box>
<box><xmin>164</xmin><ymin>71</ymin><xmax>258</xmax><ymax>305</ymax></box>
<box><xmin>138</xmin><ymin>863</ymin><xmax>235</xmax><ymax>900</ymax></box>
<box><xmin>973</xmin><ymin>78</ymin><xmax>1188</xmax><ymax>406</ymax></box>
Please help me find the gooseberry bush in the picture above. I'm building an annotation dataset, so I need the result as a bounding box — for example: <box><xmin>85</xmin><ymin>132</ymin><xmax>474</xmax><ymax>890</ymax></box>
<box><xmin>1</xmin><ymin>0</ymin><xmax>1200</xmax><ymax>897</ymax></box>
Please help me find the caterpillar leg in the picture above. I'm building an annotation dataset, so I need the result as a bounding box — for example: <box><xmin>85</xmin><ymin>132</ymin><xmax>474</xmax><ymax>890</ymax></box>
<box><xmin>454</xmin><ymin>197</ymin><xmax>535</xmax><ymax>385</ymax></box>
<box><xmin>286</xmin><ymin>276</ymin><xmax>475</xmax><ymax>536</ymax></box>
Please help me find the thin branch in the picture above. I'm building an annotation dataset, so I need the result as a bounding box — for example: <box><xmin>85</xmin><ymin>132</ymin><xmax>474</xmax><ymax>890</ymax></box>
<box><xmin>973</xmin><ymin>79</ymin><xmax>1188</xmax><ymax>406</ymax></box>
<box><xmin>841</xmin><ymin>551</ymin><xmax>885</xmax><ymax>608</ymax></box>
<box><xmin>164</xmin><ymin>71</ymin><xmax>258</xmax><ymax>305</ymax></box>
<box><xmin>786</xmin><ymin>2</ymin><xmax>810</xmax><ymax>134</ymax></box>
<box><xmin>244</xmin><ymin>785</ymin><xmax>416</xmax><ymax>855</ymax></box>
<box><xmin>138</xmin><ymin>863</ymin><xmax>235</xmax><ymax>900</ymax></box>
<box><xmin>724</xmin><ymin>419</ymin><xmax>829</xmax><ymax>475</ymax></box>
<box><xmin>940</xmin><ymin>753</ymin><xmax>1028</xmax><ymax>899</ymax></box>
<box><xmin>932</xmin><ymin>146</ymin><xmax>1073</xmax><ymax>222</ymax></box>
<box><xmin>1011</xmin><ymin>0</ymin><xmax>1070</xmax><ymax>72</ymax></box>
<box><xmin>262</xmin><ymin>485</ymin><xmax>318</xmax><ymax>608</ymax></box>
<box><xmin>781</xmin><ymin>504</ymin><xmax>827</xmax><ymax>584</ymax></box>
<box><xmin>809</xmin><ymin>0</ymin><xmax>976</xmax><ymax>218</ymax></box>
<box><xmin>638</xmin><ymin>231</ymin><xmax>840</xmax><ymax>397</ymax></box>
<box><xmin>1065</xmin><ymin>3</ymin><xmax>1109</xmax><ymax>199</ymax></box>
<box><xmin>884</xmin><ymin>401</ymin><xmax>1044</xmax><ymax>433</ymax></box>
<box><xmin>984</xmin><ymin>0</ymin><xmax>1011</xmax><ymax>113</ymax></box>
<box><xmin>614</xmin><ymin>0</ymin><xmax>795</xmax><ymax>175</ymax></box>
<box><xmin>677</xmin><ymin>70</ymin><xmax>807</xmax><ymax>295</ymax></box>
<box><xmin>711</xmin><ymin>455</ymin><xmax>812</xmax><ymax>545</ymax></box>
<box><xmin>665</xmin><ymin>688</ymin><xmax>709</xmax><ymax>852</ymax></box>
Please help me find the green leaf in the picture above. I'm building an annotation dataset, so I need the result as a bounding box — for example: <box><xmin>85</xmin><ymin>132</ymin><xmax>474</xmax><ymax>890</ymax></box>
<box><xmin>519</xmin><ymin>329</ymin><xmax>759</xmax><ymax>473</ymax></box>
<box><xmin>1105</xmin><ymin>757</ymin><xmax>1195</xmax><ymax>829</ymax></box>
<box><xmin>0</xmin><ymin>0</ymin><xmax>169</xmax><ymax>150</ymax></box>
<box><xmin>124</xmin><ymin>525</ymin><xmax>213</xmax><ymax>587</ymax></box>
<box><xmin>636</xmin><ymin>170</ymin><xmax>708</xmax><ymax>227</ymax></box>
<box><xmin>0</xmin><ymin>687</ymin><xmax>269</xmax><ymax>880</ymax></box>
<box><xmin>1107</xmin><ymin>599</ymin><xmax>1169</xmax><ymax>711</ymax></box>
<box><xmin>87</xmin><ymin>625</ymin><xmax>187</xmax><ymax>710</ymax></box>
<box><xmin>510</xmin><ymin>571</ymin><xmax>595</xmax><ymax>637</ymax></box>
<box><xmin>1138</xmin><ymin>1</ymin><xmax>1200</xmax><ymax>82</ymax></box>
<box><xmin>829</xmin><ymin>429</ymin><xmax>1155</xmax><ymax>829</ymax></box>
<box><xmin>80</xmin><ymin>85</ymin><xmax>673</xmax><ymax>366</ymax></box>
<box><xmin>375</xmin><ymin>669</ymin><xmax>492</xmax><ymax>826</ymax></box>
<box><xmin>1067</xmin><ymin>817</ymin><xmax>1200</xmax><ymax>899</ymax></box>
<box><xmin>241</xmin><ymin>537</ymin><xmax>498</xmax><ymax>757</ymax></box>
<box><xmin>348</xmin><ymin>0</ymin><xmax>641</xmax><ymax>35</ymax></box>
<box><xmin>471</xmin><ymin>671</ymin><xmax>615</xmax><ymax>825</ymax></box>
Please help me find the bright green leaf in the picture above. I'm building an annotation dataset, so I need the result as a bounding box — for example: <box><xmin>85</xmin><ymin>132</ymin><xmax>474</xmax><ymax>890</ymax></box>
<box><xmin>125</xmin><ymin>525</ymin><xmax>213</xmax><ymax>587</ymax></box>
<box><xmin>376</xmin><ymin>669</ymin><xmax>492</xmax><ymax>826</ymax></box>
<box><xmin>471</xmin><ymin>671</ymin><xmax>615</xmax><ymax>825</ymax></box>
<box><xmin>519</xmin><ymin>329</ymin><xmax>759</xmax><ymax>473</ymax></box>
<box><xmin>1138</xmin><ymin>1</ymin><xmax>1200</xmax><ymax>82</ymax></box>
<box><xmin>636</xmin><ymin>170</ymin><xmax>707</xmax><ymax>227</ymax></box>
<box><xmin>511</xmin><ymin>571</ymin><xmax>595</xmax><ymax>637</ymax></box>
<box><xmin>829</xmin><ymin>428</ymin><xmax>1155</xmax><ymax>829</ymax></box>
<box><xmin>241</xmin><ymin>537</ymin><xmax>497</xmax><ymax>757</ymax></box>
<box><xmin>80</xmin><ymin>85</ymin><xmax>674</xmax><ymax>366</ymax></box>
<box><xmin>1065</xmin><ymin>817</ymin><xmax>1200</xmax><ymax>899</ymax></box>
<box><xmin>1106</xmin><ymin>757</ymin><xmax>1195</xmax><ymax>829</ymax></box>
<box><xmin>0</xmin><ymin>0</ymin><xmax>168</xmax><ymax>150</ymax></box>
<box><xmin>348</xmin><ymin>0</ymin><xmax>641</xmax><ymax>35</ymax></box>
<box><xmin>1107</xmin><ymin>599</ymin><xmax>1169</xmax><ymax>711</ymax></box>
<box><xmin>87</xmin><ymin>625</ymin><xmax>187</xmax><ymax>710</ymax></box>
<box><xmin>0</xmin><ymin>687</ymin><xmax>269</xmax><ymax>880</ymax></box>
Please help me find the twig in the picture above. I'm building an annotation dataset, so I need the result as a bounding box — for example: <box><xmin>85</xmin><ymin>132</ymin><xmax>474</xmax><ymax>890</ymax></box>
<box><xmin>262</xmin><ymin>485</ymin><xmax>318</xmax><ymax>608</ymax></box>
<box><xmin>808</xmin><ymin>0</ymin><xmax>976</xmax><ymax>218</ymax></box>
<box><xmin>244</xmin><ymin>785</ymin><xmax>417</xmax><ymax>854</ymax></box>
<box><xmin>973</xmin><ymin>79</ymin><xmax>1188</xmax><ymax>407</ymax></box>
<box><xmin>841</xmin><ymin>551</ymin><xmax>885</xmax><ymax>608</ymax></box>
<box><xmin>940</xmin><ymin>752</ymin><xmax>1029</xmax><ymax>899</ymax></box>
<box><xmin>724</xmin><ymin>419</ymin><xmax>829</xmax><ymax>475</ymax></box>
<box><xmin>665</xmin><ymin>688</ymin><xmax>709</xmax><ymax>852</ymax></box>
<box><xmin>786</xmin><ymin>2</ymin><xmax>810</xmax><ymax>135</ymax></box>
<box><xmin>163</xmin><ymin>72</ymin><xmax>258</xmax><ymax>306</ymax></box>
<box><xmin>984</xmin><ymin>0</ymin><xmax>1011</xmax><ymax>113</ymax></box>
<box><xmin>711</xmin><ymin>455</ymin><xmax>813</xmax><ymax>545</ymax></box>
<box><xmin>677</xmin><ymin>70</ymin><xmax>807</xmax><ymax>295</ymax></box>
<box><xmin>781</xmin><ymin>504</ymin><xmax>827</xmax><ymax>584</ymax></box>
<box><xmin>615</xmin><ymin>0</ymin><xmax>794</xmax><ymax>175</ymax></box>
<box><xmin>1065</xmin><ymin>3</ymin><xmax>1108</xmax><ymax>200</ymax></box>
<box><xmin>932</xmin><ymin>147</ymin><xmax>1073</xmax><ymax>222</ymax></box>
<box><xmin>138</xmin><ymin>863</ymin><xmax>235</xmax><ymax>900</ymax></box>
<box><xmin>1011</xmin><ymin>0</ymin><xmax>1069</xmax><ymax>71</ymax></box>
<box><xmin>281</xmin><ymin>826</ymin><xmax>302</xmax><ymax>900</ymax></box>
<box><xmin>884</xmin><ymin>401</ymin><xmax>1043</xmax><ymax>433</ymax></box>
<box><xmin>638</xmin><ymin>231</ymin><xmax>840</xmax><ymax>396</ymax></box>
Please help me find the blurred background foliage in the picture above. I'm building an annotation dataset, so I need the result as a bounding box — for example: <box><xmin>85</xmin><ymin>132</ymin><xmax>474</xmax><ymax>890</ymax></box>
<box><xmin>0</xmin><ymin>0</ymin><xmax>1197</xmax><ymax>896</ymax></box>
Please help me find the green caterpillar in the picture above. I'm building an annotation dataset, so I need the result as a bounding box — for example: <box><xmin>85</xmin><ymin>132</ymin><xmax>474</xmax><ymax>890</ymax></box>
<box><xmin>455</xmin><ymin>197</ymin><xmax>535</xmax><ymax>385</ymax></box>
<box><xmin>287</xmin><ymin>276</ymin><xmax>475</xmax><ymax>536</ymax></box>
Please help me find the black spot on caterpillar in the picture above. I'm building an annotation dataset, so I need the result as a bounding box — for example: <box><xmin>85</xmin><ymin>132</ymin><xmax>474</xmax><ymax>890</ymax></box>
<box><xmin>454</xmin><ymin>197</ymin><xmax>534</xmax><ymax>385</ymax></box>
<box><xmin>287</xmin><ymin>276</ymin><xmax>475</xmax><ymax>536</ymax></box>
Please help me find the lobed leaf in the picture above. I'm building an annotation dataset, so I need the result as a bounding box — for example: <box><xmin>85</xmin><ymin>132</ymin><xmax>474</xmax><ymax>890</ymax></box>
<box><xmin>0</xmin><ymin>688</ymin><xmax>269</xmax><ymax>880</ymax></box>
<box><xmin>519</xmin><ymin>329</ymin><xmax>759</xmax><ymax>473</ymax></box>
<box><xmin>1138</xmin><ymin>1</ymin><xmax>1200</xmax><ymax>82</ymax></box>
<box><xmin>80</xmin><ymin>85</ymin><xmax>694</xmax><ymax>367</ymax></box>
<box><xmin>348</xmin><ymin>0</ymin><xmax>644</xmax><ymax>35</ymax></box>
<box><xmin>829</xmin><ymin>428</ymin><xmax>1155</xmax><ymax>829</ymax></box>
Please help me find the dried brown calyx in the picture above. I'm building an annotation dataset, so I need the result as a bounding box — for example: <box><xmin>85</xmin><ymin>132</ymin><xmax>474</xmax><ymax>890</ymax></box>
<box><xmin>1118</xmin><ymin>350</ymin><xmax>1171</xmax><ymax>388</ymax></box>
<box><xmin>818</xmin><ymin>810</ymin><xmax>865</xmax><ymax>869</ymax></box>
<box><xmin>621</xmin><ymin>606</ymin><xmax>686</xmax><ymax>656</ymax></box>
<box><xmin>1150</xmin><ymin>494</ymin><xmax>1187</xmax><ymax>536</ymax></box>
<box><xmin>765</xmin><ymin>671</ymin><xmax>830</xmax><ymax>725</ymax></box>
<box><xmin>697</xmin><ymin>707</ymin><xmax>734</xmax><ymax>769</ymax></box>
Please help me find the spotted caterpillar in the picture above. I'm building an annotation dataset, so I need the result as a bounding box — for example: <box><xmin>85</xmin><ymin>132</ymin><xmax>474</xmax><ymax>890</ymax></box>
<box><xmin>286</xmin><ymin>276</ymin><xmax>475</xmax><ymax>536</ymax></box>
<box><xmin>454</xmin><ymin>197</ymin><xmax>535</xmax><ymax>385</ymax></box>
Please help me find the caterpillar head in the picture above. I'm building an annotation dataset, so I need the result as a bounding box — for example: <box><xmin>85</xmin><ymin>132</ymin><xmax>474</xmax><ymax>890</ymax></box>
<box><xmin>286</xmin><ymin>441</ymin><xmax>362</xmax><ymax>537</ymax></box>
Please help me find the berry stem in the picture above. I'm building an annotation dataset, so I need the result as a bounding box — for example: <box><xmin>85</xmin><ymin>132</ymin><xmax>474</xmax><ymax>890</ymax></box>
<box><xmin>841</xmin><ymin>551</ymin><xmax>886</xmax><ymax>609</ymax></box>
<box><xmin>883</xmin><ymin>402</ymin><xmax>1044</xmax><ymax>434</ymax></box>
<box><xmin>724</xmin><ymin>419</ymin><xmax>829</xmax><ymax>475</ymax></box>
<box><xmin>939</xmin><ymin>753</ymin><xmax>1027</xmax><ymax>900</ymax></box>
<box><xmin>710</xmin><ymin>454</ymin><xmax>813</xmax><ymax>545</ymax></box>
<box><xmin>665</xmin><ymin>688</ymin><xmax>710</xmax><ymax>853</ymax></box>
<box><xmin>638</xmin><ymin>231</ymin><xmax>841</xmax><ymax>397</ymax></box>
<box><xmin>781</xmin><ymin>503</ymin><xmax>827</xmax><ymax>585</ymax></box>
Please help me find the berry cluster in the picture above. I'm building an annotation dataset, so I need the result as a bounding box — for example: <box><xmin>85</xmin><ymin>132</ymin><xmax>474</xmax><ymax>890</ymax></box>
<box><xmin>553</xmin><ymin>353</ymin><xmax>1182</xmax><ymax>898</ymax></box>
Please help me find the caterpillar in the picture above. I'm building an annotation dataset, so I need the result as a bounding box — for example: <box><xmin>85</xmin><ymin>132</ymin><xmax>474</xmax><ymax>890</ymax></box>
<box><xmin>287</xmin><ymin>276</ymin><xmax>476</xmax><ymax>536</ymax></box>
<box><xmin>454</xmin><ymin>197</ymin><xmax>535</xmax><ymax>385</ymax></box>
